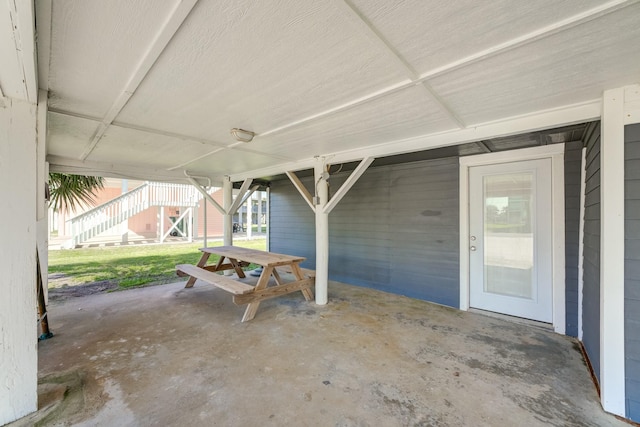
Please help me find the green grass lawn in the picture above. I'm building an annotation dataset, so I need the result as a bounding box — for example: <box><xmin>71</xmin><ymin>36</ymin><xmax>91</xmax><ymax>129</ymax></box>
<box><xmin>48</xmin><ymin>239</ymin><xmax>267</xmax><ymax>290</ymax></box>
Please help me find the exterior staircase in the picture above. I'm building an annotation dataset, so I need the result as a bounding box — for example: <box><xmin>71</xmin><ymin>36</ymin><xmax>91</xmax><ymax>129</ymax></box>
<box><xmin>68</xmin><ymin>182</ymin><xmax>212</xmax><ymax>246</ymax></box>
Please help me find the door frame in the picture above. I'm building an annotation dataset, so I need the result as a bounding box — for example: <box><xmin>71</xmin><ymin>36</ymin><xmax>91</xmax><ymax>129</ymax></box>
<box><xmin>459</xmin><ymin>144</ymin><xmax>566</xmax><ymax>334</ymax></box>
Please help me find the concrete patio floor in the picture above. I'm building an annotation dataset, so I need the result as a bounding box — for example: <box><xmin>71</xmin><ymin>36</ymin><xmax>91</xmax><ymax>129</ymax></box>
<box><xmin>18</xmin><ymin>279</ymin><xmax>626</xmax><ymax>426</ymax></box>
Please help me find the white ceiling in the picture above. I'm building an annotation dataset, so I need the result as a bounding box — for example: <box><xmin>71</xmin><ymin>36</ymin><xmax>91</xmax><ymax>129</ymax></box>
<box><xmin>34</xmin><ymin>0</ymin><xmax>640</xmax><ymax>184</ymax></box>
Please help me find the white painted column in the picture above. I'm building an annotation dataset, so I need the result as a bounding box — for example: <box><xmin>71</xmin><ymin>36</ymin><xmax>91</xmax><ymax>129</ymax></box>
<box><xmin>266</xmin><ymin>187</ymin><xmax>271</xmax><ymax>251</ymax></box>
<box><xmin>599</xmin><ymin>87</ymin><xmax>626</xmax><ymax>416</ymax></box>
<box><xmin>257</xmin><ymin>191</ymin><xmax>263</xmax><ymax>233</ymax></box>
<box><xmin>246</xmin><ymin>196</ymin><xmax>252</xmax><ymax>240</ymax></box>
<box><xmin>223</xmin><ymin>176</ymin><xmax>233</xmax><ymax>246</ymax></box>
<box><xmin>0</xmin><ymin>99</ymin><xmax>38</xmax><ymax>425</ymax></box>
<box><xmin>36</xmin><ymin>90</ymin><xmax>49</xmax><ymax>302</ymax></box>
<box><xmin>314</xmin><ymin>161</ymin><xmax>329</xmax><ymax>305</ymax></box>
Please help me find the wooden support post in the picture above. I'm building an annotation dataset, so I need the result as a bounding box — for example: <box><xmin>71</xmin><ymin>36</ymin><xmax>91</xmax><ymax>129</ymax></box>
<box><xmin>314</xmin><ymin>161</ymin><xmax>329</xmax><ymax>305</ymax></box>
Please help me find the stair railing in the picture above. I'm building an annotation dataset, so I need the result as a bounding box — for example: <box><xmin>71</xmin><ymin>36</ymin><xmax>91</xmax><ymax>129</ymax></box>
<box><xmin>68</xmin><ymin>182</ymin><xmax>209</xmax><ymax>246</ymax></box>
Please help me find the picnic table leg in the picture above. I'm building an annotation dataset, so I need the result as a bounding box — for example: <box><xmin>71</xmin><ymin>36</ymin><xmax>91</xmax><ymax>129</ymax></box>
<box><xmin>241</xmin><ymin>265</ymin><xmax>273</xmax><ymax>322</ymax></box>
<box><xmin>272</xmin><ymin>268</ymin><xmax>283</xmax><ymax>285</ymax></box>
<box><xmin>185</xmin><ymin>252</ymin><xmax>211</xmax><ymax>288</ymax></box>
<box><xmin>292</xmin><ymin>263</ymin><xmax>314</xmax><ymax>301</ymax></box>
<box><xmin>228</xmin><ymin>257</ymin><xmax>246</xmax><ymax>278</ymax></box>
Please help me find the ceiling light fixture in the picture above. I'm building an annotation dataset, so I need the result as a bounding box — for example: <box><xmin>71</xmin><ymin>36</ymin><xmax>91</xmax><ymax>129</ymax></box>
<box><xmin>230</xmin><ymin>128</ymin><xmax>255</xmax><ymax>143</ymax></box>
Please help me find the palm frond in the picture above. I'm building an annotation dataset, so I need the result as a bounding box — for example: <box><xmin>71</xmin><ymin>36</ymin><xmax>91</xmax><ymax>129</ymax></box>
<box><xmin>48</xmin><ymin>173</ymin><xmax>105</xmax><ymax>212</ymax></box>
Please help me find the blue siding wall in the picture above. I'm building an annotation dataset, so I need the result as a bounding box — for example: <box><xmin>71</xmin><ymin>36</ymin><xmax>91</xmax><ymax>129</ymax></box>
<box><xmin>327</xmin><ymin>166</ymin><xmax>393</xmax><ymax>293</ymax></box>
<box><xmin>269</xmin><ymin>176</ymin><xmax>316</xmax><ymax>270</ymax></box>
<box><xmin>564</xmin><ymin>141</ymin><xmax>583</xmax><ymax>337</ymax></box>
<box><xmin>269</xmin><ymin>157</ymin><xmax>460</xmax><ymax>307</ymax></box>
<box><xmin>583</xmin><ymin>125</ymin><xmax>601</xmax><ymax>381</ymax></box>
<box><xmin>388</xmin><ymin>159</ymin><xmax>460</xmax><ymax>306</ymax></box>
<box><xmin>625</xmin><ymin>123</ymin><xmax>640</xmax><ymax>421</ymax></box>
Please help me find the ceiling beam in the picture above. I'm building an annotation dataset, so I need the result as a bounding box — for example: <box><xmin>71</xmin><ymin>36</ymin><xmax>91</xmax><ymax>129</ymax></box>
<box><xmin>231</xmin><ymin>99</ymin><xmax>601</xmax><ymax>182</ymax></box>
<box><xmin>47</xmin><ymin>155</ymin><xmax>207</xmax><ymax>184</ymax></box>
<box><xmin>79</xmin><ymin>0</ymin><xmax>200</xmax><ymax>161</ymax></box>
<box><xmin>166</xmin><ymin>141</ymin><xmax>294</xmax><ymax>171</ymax></box>
<box><xmin>332</xmin><ymin>0</ymin><xmax>465</xmax><ymax>129</ymax></box>
<box><xmin>417</xmin><ymin>83</ymin><xmax>466</xmax><ymax>128</ymax></box>
<box><xmin>167</xmin><ymin>148</ymin><xmax>226</xmax><ymax>171</ymax></box>
<box><xmin>421</xmin><ymin>0</ymin><xmax>636</xmax><ymax>81</ymax></box>
<box><xmin>35</xmin><ymin>0</ymin><xmax>52</xmax><ymax>92</ymax></box>
<box><xmin>49</xmin><ymin>108</ymin><xmax>294</xmax><ymax>166</ymax></box>
<box><xmin>259</xmin><ymin>0</ymin><xmax>632</xmax><ymax>139</ymax></box>
<box><xmin>331</xmin><ymin>0</ymin><xmax>418</xmax><ymax>80</ymax></box>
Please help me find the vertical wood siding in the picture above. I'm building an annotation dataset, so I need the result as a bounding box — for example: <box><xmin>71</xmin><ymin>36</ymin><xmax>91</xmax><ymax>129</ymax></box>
<box><xmin>564</xmin><ymin>141</ymin><xmax>583</xmax><ymax>337</ymax></box>
<box><xmin>625</xmin><ymin>123</ymin><xmax>640</xmax><ymax>421</ymax></box>
<box><xmin>583</xmin><ymin>123</ymin><xmax>602</xmax><ymax>381</ymax></box>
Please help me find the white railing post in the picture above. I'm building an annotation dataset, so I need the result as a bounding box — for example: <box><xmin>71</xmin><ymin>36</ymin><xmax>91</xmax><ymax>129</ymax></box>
<box><xmin>159</xmin><ymin>206</ymin><xmax>165</xmax><ymax>243</ymax></box>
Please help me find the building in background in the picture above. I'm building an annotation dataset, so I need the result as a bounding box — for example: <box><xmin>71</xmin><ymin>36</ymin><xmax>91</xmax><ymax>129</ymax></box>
<box><xmin>50</xmin><ymin>178</ymin><xmax>267</xmax><ymax>247</ymax></box>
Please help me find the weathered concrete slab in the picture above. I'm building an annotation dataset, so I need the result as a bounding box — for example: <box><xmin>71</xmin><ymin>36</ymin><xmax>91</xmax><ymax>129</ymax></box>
<box><xmin>18</xmin><ymin>280</ymin><xmax>626</xmax><ymax>426</ymax></box>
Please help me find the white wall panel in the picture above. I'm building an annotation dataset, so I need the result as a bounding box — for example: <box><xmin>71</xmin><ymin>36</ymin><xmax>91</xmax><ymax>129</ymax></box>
<box><xmin>0</xmin><ymin>99</ymin><xmax>37</xmax><ymax>425</ymax></box>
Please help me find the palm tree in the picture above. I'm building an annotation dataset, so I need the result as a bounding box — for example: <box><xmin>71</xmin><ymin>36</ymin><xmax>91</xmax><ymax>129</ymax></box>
<box><xmin>48</xmin><ymin>173</ymin><xmax>105</xmax><ymax>212</ymax></box>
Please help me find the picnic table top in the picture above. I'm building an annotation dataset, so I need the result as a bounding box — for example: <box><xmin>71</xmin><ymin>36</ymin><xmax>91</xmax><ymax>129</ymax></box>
<box><xmin>199</xmin><ymin>246</ymin><xmax>305</xmax><ymax>267</ymax></box>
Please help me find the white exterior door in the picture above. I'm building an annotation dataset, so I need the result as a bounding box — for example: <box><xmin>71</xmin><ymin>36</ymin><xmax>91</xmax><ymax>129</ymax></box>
<box><xmin>468</xmin><ymin>158</ymin><xmax>553</xmax><ymax>322</ymax></box>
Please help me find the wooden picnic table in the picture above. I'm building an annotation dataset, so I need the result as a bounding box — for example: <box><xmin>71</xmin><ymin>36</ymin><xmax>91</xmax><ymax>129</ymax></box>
<box><xmin>176</xmin><ymin>246</ymin><xmax>315</xmax><ymax>322</ymax></box>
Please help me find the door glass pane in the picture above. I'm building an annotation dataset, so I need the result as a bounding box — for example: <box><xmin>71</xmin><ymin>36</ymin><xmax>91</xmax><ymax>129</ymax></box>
<box><xmin>483</xmin><ymin>172</ymin><xmax>534</xmax><ymax>299</ymax></box>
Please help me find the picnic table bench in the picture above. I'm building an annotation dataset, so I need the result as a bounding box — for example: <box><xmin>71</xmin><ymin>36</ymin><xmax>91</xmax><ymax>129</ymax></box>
<box><xmin>176</xmin><ymin>246</ymin><xmax>315</xmax><ymax>322</ymax></box>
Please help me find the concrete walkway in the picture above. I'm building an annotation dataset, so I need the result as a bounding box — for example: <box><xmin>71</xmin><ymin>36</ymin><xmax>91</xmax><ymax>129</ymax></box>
<box><xmin>19</xmin><ymin>280</ymin><xmax>625</xmax><ymax>426</ymax></box>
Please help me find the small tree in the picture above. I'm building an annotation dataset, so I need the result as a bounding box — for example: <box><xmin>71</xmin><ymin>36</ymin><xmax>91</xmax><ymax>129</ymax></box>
<box><xmin>48</xmin><ymin>173</ymin><xmax>105</xmax><ymax>212</ymax></box>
